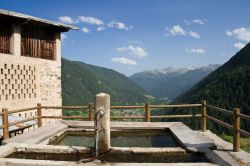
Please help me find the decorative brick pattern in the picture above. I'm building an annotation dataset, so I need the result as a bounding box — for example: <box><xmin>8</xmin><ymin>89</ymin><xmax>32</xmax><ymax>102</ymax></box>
<box><xmin>0</xmin><ymin>63</ymin><xmax>37</xmax><ymax>101</ymax></box>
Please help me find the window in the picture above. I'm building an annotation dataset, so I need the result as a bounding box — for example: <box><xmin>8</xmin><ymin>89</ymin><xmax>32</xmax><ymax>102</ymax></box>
<box><xmin>21</xmin><ymin>25</ymin><xmax>56</xmax><ymax>60</ymax></box>
<box><xmin>0</xmin><ymin>21</ymin><xmax>11</xmax><ymax>54</ymax></box>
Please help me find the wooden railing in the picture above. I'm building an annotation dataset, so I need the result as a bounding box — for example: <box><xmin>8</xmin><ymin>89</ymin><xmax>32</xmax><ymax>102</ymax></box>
<box><xmin>0</xmin><ymin>100</ymin><xmax>249</xmax><ymax>152</ymax></box>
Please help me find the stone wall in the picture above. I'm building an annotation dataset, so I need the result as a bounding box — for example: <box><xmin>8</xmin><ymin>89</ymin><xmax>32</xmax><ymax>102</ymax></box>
<box><xmin>0</xmin><ymin>25</ymin><xmax>62</xmax><ymax>126</ymax></box>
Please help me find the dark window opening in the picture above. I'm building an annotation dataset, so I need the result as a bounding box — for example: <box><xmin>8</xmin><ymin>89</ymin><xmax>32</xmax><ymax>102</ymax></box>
<box><xmin>21</xmin><ymin>25</ymin><xmax>56</xmax><ymax>60</ymax></box>
<box><xmin>0</xmin><ymin>21</ymin><xmax>11</xmax><ymax>54</ymax></box>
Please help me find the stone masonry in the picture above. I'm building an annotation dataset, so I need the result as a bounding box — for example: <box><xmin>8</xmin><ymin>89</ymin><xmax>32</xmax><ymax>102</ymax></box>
<box><xmin>0</xmin><ymin>24</ymin><xmax>62</xmax><ymax>125</ymax></box>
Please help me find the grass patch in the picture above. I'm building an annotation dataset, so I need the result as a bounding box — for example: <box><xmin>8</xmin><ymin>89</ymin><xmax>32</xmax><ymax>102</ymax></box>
<box><xmin>220</xmin><ymin>134</ymin><xmax>250</xmax><ymax>153</ymax></box>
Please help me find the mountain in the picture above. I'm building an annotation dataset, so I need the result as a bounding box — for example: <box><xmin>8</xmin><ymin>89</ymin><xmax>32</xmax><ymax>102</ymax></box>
<box><xmin>61</xmin><ymin>58</ymin><xmax>149</xmax><ymax>106</ymax></box>
<box><xmin>174</xmin><ymin>43</ymin><xmax>250</xmax><ymax>133</ymax></box>
<box><xmin>130</xmin><ymin>65</ymin><xmax>219</xmax><ymax>101</ymax></box>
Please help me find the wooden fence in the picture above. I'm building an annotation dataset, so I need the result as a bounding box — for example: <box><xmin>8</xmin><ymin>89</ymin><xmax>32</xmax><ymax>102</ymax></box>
<box><xmin>0</xmin><ymin>100</ymin><xmax>249</xmax><ymax>152</ymax></box>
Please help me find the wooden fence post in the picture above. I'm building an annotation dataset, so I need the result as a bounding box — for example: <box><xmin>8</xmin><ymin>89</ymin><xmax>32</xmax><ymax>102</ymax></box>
<box><xmin>37</xmin><ymin>103</ymin><xmax>42</xmax><ymax>127</ymax></box>
<box><xmin>201</xmin><ymin>100</ymin><xmax>207</xmax><ymax>131</ymax></box>
<box><xmin>2</xmin><ymin>108</ymin><xmax>9</xmax><ymax>139</ymax></box>
<box><xmin>233</xmin><ymin>108</ymin><xmax>240</xmax><ymax>152</ymax></box>
<box><xmin>88</xmin><ymin>103</ymin><xmax>94</xmax><ymax>121</ymax></box>
<box><xmin>145</xmin><ymin>102</ymin><xmax>150</xmax><ymax>122</ymax></box>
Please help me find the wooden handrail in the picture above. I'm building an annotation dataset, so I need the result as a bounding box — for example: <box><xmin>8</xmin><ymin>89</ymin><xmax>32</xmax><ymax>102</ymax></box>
<box><xmin>8</xmin><ymin>107</ymin><xmax>38</xmax><ymax>114</ymax></box>
<box><xmin>111</xmin><ymin>106</ymin><xmax>145</xmax><ymax>109</ymax></box>
<box><xmin>42</xmin><ymin>116</ymin><xmax>89</xmax><ymax>119</ymax></box>
<box><xmin>150</xmin><ymin>104</ymin><xmax>201</xmax><ymax>108</ymax></box>
<box><xmin>206</xmin><ymin>115</ymin><xmax>233</xmax><ymax>129</ymax></box>
<box><xmin>239</xmin><ymin>129</ymin><xmax>250</xmax><ymax>137</ymax></box>
<box><xmin>207</xmin><ymin>104</ymin><xmax>232</xmax><ymax>115</ymax></box>
<box><xmin>41</xmin><ymin>106</ymin><xmax>88</xmax><ymax>109</ymax></box>
<box><xmin>111</xmin><ymin>116</ymin><xmax>145</xmax><ymax>119</ymax></box>
<box><xmin>151</xmin><ymin>114</ymin><xmax>202</xmax><ymax>119</ymax></box>
<box><xmin>239</xmin><ymin>113</ymin><xmax>250</xmax><ymax>120</ymax></box>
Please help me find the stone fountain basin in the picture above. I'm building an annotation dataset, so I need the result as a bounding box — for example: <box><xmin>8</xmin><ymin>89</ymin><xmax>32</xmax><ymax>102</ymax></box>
<box><xmin>0</xmin><ymin>121</ymin><xmax>221</xmax><ymax>165</ymax></box>
<box><xmin>3</xmin><ymin>121</ymin><xmax>216</xmax><ymax>151</ymax></box>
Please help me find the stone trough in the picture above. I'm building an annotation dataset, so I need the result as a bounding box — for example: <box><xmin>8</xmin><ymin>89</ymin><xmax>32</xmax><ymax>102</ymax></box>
<box><xmin>0</xmin><ymin>120</ymin><xmax>249</xmax><ymax>165</ymax></box>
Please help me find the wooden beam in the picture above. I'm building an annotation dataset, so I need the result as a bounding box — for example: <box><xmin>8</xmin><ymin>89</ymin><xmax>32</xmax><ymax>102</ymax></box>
<box><xmin>37</xmin><ymin>103</ymin><xmax>42</xmax><ymax>127</ymax></box>
<box><xmin>88</xmin><ymin>103</ymin><xmax>94</xmax><ymax>121</ymax></box>
<box><xmin>207</xmin><ymin>104</ymin><xmax>232</xmax><ymax>115</ymax></box>
<box><xmin>42</xmin><ymin>116</ymin><xmax>88</xmax><ymax>119</ymax></box>
<box><xmin>201</xmin><ymin>100</ymin><xmax>207</xmax><ymax>132</ymax></box>
<box><xmin>238</xmin><ymin>113</ymin><xmax>250</xmax><ymax>120</ymax></box>
<box><xmin>8</xmin><ymin>107</ymin><xmax>38</xmax><ymax>114</ymax></box>
<box><xmin>111</xmin><ymin>116</ymin><xmax>145</xmax><ymax>119</ymax></box>
<box><xmin>150</xmin><ymin>104</ymin><xmax>201</xmax><ymax>108</ymax></box>
<box><xmin>111</xmin><ymin>106</ymin><xmax>144</xmax><ymax>109</ymax></box>
<box><xmin>206</xmin><ymin>115</ymin><xmax>233</xmax><ymax>129</ymax></box>
<box><xmin>41</xmin><ymin>106</ymin><xmax>88</xmax><ymax>109</ymax></box>
<box><xmin>233</xmin><ymin>108</ymin><xmax>240</xmax><ymax>152</ymax></box>
<box><xmin>145</xmin><ymin>103</ymin><xmax>150</xmax><ymax>122</ymax></box>
<box><xmin>150</xmin><ymin>114</ymin><xmax>202</xmax><ymax>118</ymax></box>
<box><xmin>2</xmin><ymin>108</ymin><xmax>9</xmax><ymax>139</ymax></box>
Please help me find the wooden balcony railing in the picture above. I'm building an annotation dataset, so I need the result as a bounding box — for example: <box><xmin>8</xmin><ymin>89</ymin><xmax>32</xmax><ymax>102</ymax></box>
<box><xmin>0</xmin><ymin>100</ymin><xmax>249</xmax><ymax>152</ymax></box>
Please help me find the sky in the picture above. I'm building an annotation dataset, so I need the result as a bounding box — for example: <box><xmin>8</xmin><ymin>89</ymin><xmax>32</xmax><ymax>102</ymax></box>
<box><xmin>1</xmin><ymin>0</ymin><xmax>250</xmax><ymax>76</ymax></box>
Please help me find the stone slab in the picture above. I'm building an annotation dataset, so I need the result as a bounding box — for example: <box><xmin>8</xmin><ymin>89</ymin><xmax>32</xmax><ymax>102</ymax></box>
<box><xmin>196</xmin><ymin>130</ymin><xmax>250</xmax><ymax>166</ymax></box>
<box><xmin>3</xmin><ymin>121</ymin><xmax>68</xmax><ymax>145</ymax></box>
<box><xmin>168</xmin><ymin>123</ymin><xmax>216</xmax><ymax>152</ymax></box>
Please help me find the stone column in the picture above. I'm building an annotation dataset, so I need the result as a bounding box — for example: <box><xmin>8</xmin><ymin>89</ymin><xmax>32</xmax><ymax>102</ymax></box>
<box><xmin>55</xmin><ymin>32</ymin><xmax>61</xmax><ymax>62</ymax></box>
<box><xmin>10</xmin><ymin>24</ymin><xmax>21</xmax><ymax>56</ymax></box>
<box><xmin>95</xmin><ymin>93</ymin><xmax>110</xmax><ymax>152</ymax></box>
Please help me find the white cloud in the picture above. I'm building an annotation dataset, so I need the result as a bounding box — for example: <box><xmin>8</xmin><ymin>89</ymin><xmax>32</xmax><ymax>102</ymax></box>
<box><xmin>226</xmin><ymin>27</ymin><xmax>250</xmax><ymax>42</ymax></box>
<box><xmin>166</xmin><ymin>25</ymin><xmax>200</xmax><ymax>39</ymax></box>
<box><xmin>189</xmin><ymin>31</ymin><xmax>200</xmax><ymax>39</ymax></box>
<box><xmin>184</xmin><ymin>19</ymin><xmax>206</xmax><ymax>25</ymax></box>
<box><xmin>59</xmin><ymin>16</ymin><xmax>76</xmax><ymax>24</ymax></box>
<box><xmin>192</xmin><ymin>19</ymin><xmax>205</xmax><ymax>25</ymax></box>
<box><xmin>234</xmin><ymin>42</ymin><xmax>246</xmax><ymax>50</ymax></box>
<box><xmin>108</xmin><ymin>21</ymin><xmax>133</xmax><ymax>31</ymax></box>
<box><xmin>97</xmin><ymin>26</ymin><xmax>105</xmax><ymax>32</ymax></box>
<box><xmin>78</xmin><ymin>16</ymin><xmax>104</xmax><ymax>25</ymax></box>
<box><xmin>167</xmin><ymin>25</ymin><xmax>186</xmax><ymax>36</ymax></box>
<box><xmin>82</xmin><ymin>27</ymin><xmax>90</xmax><ymax>33</ymax></box>
<box><xmin>186</xmin><ymin>47</ymin><xmax>205</xmax><ymax>54</ymax></box>
<box><xmin>117</xmin><ymin>45</ymin><xmax>147</xmax><ymax>57</ymax></box>
<box><xmin>111</xmin><ymin>57</ymin><xmax>137</xmax><ymax>65</ymax></box>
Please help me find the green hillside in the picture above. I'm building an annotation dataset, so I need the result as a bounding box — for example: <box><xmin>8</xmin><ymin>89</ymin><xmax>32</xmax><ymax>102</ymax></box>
<box><xmin>61</xmin><ymin>58</ymin><xmax>149</xmax><ymax>106</ymax></box>
<box><xmin>172</xmin><ymin>43</ymin><xmax>250</xmax><ymax>134</ymax></box>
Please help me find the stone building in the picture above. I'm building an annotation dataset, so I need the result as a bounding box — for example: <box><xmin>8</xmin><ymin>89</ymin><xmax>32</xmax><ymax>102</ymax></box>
<box><xmin>0</xmin><ymin>9</ymin><xmax>76</xmax><ymax>125</ymax></box>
